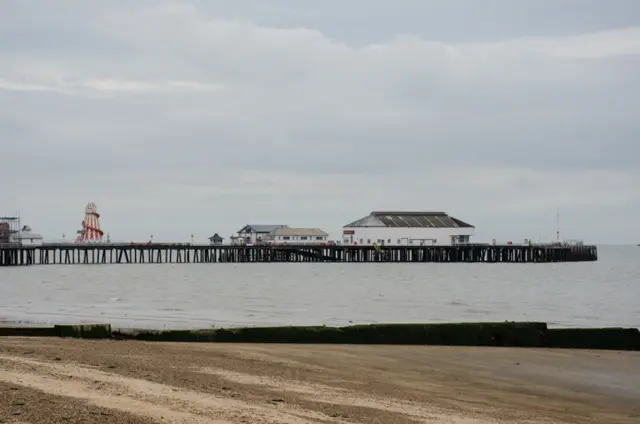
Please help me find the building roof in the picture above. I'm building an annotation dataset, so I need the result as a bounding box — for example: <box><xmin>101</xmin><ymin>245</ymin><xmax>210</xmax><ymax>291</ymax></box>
<box><xmin>238</xmin><ymin>224</ymin><xmax>288</xmax><ymax>233</ymax></box>
<box><xmin>344</xmin><ymin>211</ymin><xmax>474</xmax><ymax>228</ymax></box>
<box><xmin>208</xmin><ymin>233</ymin><xmax>224</xmax><ymax>241</ymax></box>
<box><xmin>271</xmin><ymin>227</ymin><xmax>329</xmax><ymax>237</ymax></box>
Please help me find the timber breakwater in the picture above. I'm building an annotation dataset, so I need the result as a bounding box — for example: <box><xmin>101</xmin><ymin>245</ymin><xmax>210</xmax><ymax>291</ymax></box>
<box><xmin>0</xmin><ymin>243</ymin><xmax>597</xmax><ymax>266</ymax></box>
<box><xmin>0</xmin><ymin>322</ymin><xmax>638</xmax><ymax>350</ymax></box>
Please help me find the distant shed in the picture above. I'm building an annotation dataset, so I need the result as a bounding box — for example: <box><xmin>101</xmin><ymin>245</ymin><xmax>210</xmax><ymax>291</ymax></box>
<box><xmin>208</xmin><ymin>233</ymin><xmax>224</xmax><ymax>246</ymax></box>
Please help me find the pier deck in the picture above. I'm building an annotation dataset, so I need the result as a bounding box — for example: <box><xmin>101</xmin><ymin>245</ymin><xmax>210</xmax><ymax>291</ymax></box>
<box><xmin>0</xmin><ymin>243</ymin><xmax>597</xmax><ymax>266</ymax></box>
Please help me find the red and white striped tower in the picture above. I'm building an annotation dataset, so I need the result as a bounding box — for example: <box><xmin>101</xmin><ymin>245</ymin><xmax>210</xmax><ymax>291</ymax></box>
<box><xmin>75</xmin><ymin>202</ymin><xmax>104</xmax><ymax>243</ymax></box>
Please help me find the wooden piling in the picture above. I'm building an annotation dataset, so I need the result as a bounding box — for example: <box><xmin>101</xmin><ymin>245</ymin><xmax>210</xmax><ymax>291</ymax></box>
<box><xmin>0</xmin><ymin>243</ymin><xmax>598</xmax><ymax>266</ymax></box>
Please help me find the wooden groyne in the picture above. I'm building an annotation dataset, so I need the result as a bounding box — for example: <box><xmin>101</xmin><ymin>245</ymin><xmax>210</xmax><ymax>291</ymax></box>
<box><xmin>0</xmin><ymin>243</ymin><xmax>597</xmax><ymax>266</ymax></box>
<box><xmin>1</xmin><ymin>322</ymin><xmax>637</xmax><ymax>351</ymax></box>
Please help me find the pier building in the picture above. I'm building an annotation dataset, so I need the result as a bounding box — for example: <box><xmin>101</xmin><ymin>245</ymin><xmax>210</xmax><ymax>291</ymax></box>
<box><xmin>235</xmin><ymin>224</ymin><xmax>288</xmax><ymax>245</ymax></box>
<box><xmin>14</xmin><ymin>225</ymin><xmax>44</xmax><ymax>246</ymax></box>
<box><xmin>266</xmin><ymin>227</ymin><xmax>329</xmax><ymax>245</ymax></box>
<box><xmin>342</xmin><ymin>211</ymin><xmax>475</xmax><ymax>246</ymax></box>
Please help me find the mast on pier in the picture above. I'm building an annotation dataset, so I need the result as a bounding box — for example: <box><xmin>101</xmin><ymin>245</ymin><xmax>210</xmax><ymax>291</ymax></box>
<box><xmin>556</xmin><ymin>207</ymin><xmax>560</xmax><ymax>243</ymax></box>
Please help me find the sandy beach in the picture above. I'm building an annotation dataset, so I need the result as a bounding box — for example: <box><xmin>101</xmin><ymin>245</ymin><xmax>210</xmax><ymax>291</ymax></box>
<box><xmin>1</xmin><ymin>338</ymin><xmax>638</xmax><ymax>423</ymax></box>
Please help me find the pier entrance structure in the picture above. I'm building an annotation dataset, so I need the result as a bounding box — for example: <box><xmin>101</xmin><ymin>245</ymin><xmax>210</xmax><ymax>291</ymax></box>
<box><xmin>342</xmin><ymin>211</ymin><xmax>475</xmax><ymax>246</ymax></box>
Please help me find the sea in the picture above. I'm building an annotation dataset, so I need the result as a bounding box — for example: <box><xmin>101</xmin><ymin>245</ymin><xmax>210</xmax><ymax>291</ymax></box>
<box><xmin>0</xmin><ymin>245</ymin><xmax>638</xmax><ymax>330</ymax></box>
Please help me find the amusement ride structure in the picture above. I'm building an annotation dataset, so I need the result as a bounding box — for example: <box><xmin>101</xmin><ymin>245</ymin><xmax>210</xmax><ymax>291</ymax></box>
<box><xmin>75</xmin><ymin>202</ymin><xmax>104</xmax><ymax>243</ymax></box>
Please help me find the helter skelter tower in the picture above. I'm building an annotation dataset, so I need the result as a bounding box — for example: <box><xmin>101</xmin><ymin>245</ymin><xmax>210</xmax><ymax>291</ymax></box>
<box><xmin>75</xmin><ymin>202</ymin><xmax>104</xmax><ymax>243</ymax></box>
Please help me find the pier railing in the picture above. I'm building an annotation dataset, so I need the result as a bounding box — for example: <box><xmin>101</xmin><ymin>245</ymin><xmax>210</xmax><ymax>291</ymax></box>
<box><xmin>0</xmin><ymin>243</ymin><xmax>597</xmax><ymax>266</ymax></box>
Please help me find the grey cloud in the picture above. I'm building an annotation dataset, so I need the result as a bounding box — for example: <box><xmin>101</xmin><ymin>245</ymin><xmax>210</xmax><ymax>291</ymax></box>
<box><xmin>0</xmin><ymin>1</ymin><xmax>639</xmax><ymax>243</ymax></box>
<box><xmin>188</xmin><ymin>0</ymin><xmax>640</xmax><ymax>43</ymax></box>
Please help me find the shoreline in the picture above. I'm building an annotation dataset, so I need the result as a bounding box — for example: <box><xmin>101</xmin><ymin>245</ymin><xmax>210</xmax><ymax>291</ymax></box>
<box><xmin>1</xmin><ymin>337</ymin><xmax>638</xmax><ymax>423</ymax></box>
<box><xmin>1</xmin><ymin>321</ymin><xmax>639</xmax><ymax>350</ymax></box>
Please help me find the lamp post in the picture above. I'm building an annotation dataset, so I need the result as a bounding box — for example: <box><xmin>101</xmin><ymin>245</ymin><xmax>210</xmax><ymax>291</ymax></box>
<box><xmin>150</xmin><ymin>234</ymin><xmax>154</xmax><ymax>244</ymax></box>
<box><xmin>190</xmin><ymin>234</ymin><xmax>194</xmax><ymax>245</ymax></box>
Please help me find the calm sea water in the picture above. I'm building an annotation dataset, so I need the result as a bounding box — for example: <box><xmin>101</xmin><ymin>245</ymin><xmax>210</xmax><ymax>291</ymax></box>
<box><xmin>0</xmin><ymin>245</ymin><xmax>638</xmax><ymax>330</ymax></box>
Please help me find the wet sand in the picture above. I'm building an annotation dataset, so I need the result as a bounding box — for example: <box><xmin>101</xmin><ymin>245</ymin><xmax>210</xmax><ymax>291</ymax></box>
<box><xmin>0</xmin><ymin>338</ymin><xmax>638</xmax><ymax>423</ymax></box>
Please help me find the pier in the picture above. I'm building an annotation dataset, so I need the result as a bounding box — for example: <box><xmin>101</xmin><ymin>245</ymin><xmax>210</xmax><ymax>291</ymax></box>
<box><xmin>0</xmin><ymin>243</ymin><xmax>597</xmax><ymax>266</ymax></box>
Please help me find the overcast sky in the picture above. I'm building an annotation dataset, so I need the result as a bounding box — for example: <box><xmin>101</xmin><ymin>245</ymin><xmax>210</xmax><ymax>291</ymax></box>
<box><xmin>1</xmin><ymin>0</ymin><xmax>638</xmax><ymax>244</ymax></box>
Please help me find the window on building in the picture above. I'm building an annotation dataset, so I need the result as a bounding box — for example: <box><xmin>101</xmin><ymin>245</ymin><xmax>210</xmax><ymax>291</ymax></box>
<box><xmin>359</xmin><ymin>239</ymin><xmax>363</xmax><ymax>244</ymax></box>
<box><xmin>315</xmin><ymin>236</ymin><xmax>323</xmax><ymax>240</ymax></box>
<box><xmin>387</xmin><ymin>239</ymin><xmax>391</xmax><ymax>244</ymax></box>
<box><xmin>367</xmin><ymin>239</ymin><xmax>371</xmax><ymax>244</ymax></box>
<box><xmin>300</xmin><ymin>236</ymin><xmax>308</xmax><ymax>240</ymax></box>
<box><xmin>283</xmin><ymin>236</ymin><xmax>290</xmax><ymax>240</ymax></box>
<box><xmin>397</xmin><ymin>239</ymin><xmax>401</xmax><ymax>244</ymax></box>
